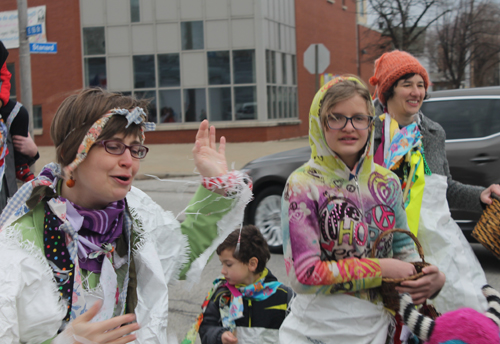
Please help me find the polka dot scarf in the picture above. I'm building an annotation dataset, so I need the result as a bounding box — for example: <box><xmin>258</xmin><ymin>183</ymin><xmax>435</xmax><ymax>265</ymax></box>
<box><xmin>43</xmin><ymin>202</ymin><xmax>75</xmax><ymax>322</ymax></box>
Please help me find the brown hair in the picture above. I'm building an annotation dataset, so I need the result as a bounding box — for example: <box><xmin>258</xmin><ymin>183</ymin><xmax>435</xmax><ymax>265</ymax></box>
<box><xmin>216</xmin><ymin>225</ymin><xmax>271</xmax><ymax>274</ymax></box>
<box><xmin>51</xmin><ymin>88</ymin><xmax>150</xmax><ymax>169</ymax></box>
<box><xmin>319</xmin><ymin>76</ymin><xmax>375</xmax><ymax>129</ymax></box>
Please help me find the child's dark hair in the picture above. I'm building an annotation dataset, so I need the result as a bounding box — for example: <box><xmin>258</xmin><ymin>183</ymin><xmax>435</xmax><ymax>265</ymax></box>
<box><xmin>216</xmin><ymin>225</ymin><xmax>271</xmax><ymax>274</ymax></box>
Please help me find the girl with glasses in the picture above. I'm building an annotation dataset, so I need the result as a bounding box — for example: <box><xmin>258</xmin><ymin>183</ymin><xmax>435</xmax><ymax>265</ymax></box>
<box><xmin>280</xmin><ymin>75</ymin><xmax>444</xmax><ymax>343</ymax></box>
<box><xmin>0</xmin><ymin>88</ymin><xmax>251</xmax><ymax>344</ymax></box>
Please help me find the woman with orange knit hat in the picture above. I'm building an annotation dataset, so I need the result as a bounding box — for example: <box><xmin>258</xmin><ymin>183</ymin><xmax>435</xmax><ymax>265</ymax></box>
<box><xmin>369</xmin><ymin>50</ymin><xmax>500</xmax><ymax>315</ymax></box>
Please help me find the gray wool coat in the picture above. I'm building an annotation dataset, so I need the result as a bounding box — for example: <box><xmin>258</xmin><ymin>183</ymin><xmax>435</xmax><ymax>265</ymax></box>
<box><xmin>373</xmin><ymin>100</ymin><xmax>484</xmax><ymax>213</ymax></box>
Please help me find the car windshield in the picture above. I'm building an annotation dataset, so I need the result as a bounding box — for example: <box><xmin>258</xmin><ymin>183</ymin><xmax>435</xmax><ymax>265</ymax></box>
<box><xmin>421</xmin><ymin>98</ymin><xmax>500</xmax><ymax>140</ymax></box>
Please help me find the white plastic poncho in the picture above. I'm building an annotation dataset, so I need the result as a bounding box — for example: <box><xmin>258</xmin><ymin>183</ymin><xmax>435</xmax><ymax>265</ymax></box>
<box><xmin>0</xmin><ymin>182</ymin><xmax>251</xmax><ymax>344</ymax></box>
<box><xmin>279</xmin><ymin>293</ymin><xmax>393</xmax><ymax>344</ymax></box>
<box><xmin>417</xmin><ymin>174</ymin><xmax>488</xmax><ymax>313</ymax></box>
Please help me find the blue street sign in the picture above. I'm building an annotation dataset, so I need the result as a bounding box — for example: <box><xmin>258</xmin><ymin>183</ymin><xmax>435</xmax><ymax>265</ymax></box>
<box><xmin>30</xmin><ymin>42</ymin><xmax>57</xmax><ymax>54</ymax></box>
<box><xmin>26</xmin><ymin>24</ymin><xmax>42</xmax><ymax>36</ymax></box>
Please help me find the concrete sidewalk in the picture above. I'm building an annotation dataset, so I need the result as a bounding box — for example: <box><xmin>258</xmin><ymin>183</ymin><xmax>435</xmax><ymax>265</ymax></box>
<box><xmin>34</xmin><ymin>136</ymin><xmax>309</xmax><ymax>178</ymax></box>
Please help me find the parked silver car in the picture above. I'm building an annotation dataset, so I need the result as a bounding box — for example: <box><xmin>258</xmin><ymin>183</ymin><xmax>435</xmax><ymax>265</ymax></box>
<box><xmin>242</xmin><ymin>86</ymin><xmax>500</xmax><ymax>251</ymax></box>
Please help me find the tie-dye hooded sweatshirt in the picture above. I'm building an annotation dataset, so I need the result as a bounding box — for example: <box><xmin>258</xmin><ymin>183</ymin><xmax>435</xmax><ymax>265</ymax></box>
<box><xmin>281</xmin><ymin>77</ymin><xmax>419</xmax><ymax>302</ymax></box>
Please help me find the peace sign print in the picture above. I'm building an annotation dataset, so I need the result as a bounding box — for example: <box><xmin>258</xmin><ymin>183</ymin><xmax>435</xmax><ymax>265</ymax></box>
<box><xmin>370</xmin><ymin>204</ymin><xmax>396</xmax><ymax>231</ymax></box>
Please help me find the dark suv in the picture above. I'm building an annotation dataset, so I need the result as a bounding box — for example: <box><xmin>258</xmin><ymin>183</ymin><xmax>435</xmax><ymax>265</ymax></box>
<box><xmin>242</xmin><ymin>86</ymin><xmax>500</xmax><ymax>251</ymax></box>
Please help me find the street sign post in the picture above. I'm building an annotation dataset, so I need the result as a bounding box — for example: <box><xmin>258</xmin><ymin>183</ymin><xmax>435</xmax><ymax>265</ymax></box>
<box><xmin>29</xmin><ymin>42</ymin><xmax>57</xmax><ymax>53</ymax></box>
<box><xmin>304</xmin><ymin>43</ymin><xmax>330</xmax><ymax>91</ymax></box>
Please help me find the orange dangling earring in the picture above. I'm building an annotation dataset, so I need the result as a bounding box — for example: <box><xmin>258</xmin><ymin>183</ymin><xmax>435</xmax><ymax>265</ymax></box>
<box><xmin>66</xmin><ymin>174</ymin><xmax>76</xmax><ymax>188</ymax></box>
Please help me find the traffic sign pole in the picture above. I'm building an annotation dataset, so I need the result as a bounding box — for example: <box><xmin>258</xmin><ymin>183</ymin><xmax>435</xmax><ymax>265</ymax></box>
<box><xmin>17</xmin><ymin>0</ymin><xmax>34</xmax><ymax>140</ymax></box>
<box><xmin>315</xmin><ymin>44</ymin><xmax>319</xmax><ymax>92</ymax></box>
<box><xmin>304</xmin><ymin>43</ymin><xmax>330</xmax><ymax>91</ymax></box>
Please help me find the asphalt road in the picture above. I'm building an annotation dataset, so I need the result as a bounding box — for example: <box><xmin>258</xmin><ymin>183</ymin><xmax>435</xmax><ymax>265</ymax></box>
<box><xmin>132</xmin><ymin>177</ymin><xmax>500</xmax><ymax>343</ymax></box>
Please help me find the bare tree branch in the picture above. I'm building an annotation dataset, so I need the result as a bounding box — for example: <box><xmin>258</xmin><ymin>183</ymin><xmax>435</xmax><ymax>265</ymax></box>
<box><xmin>365</xmin><ymin>0</ymin><xmax>451</xmax><ymax>56</ymax></box>
<box><xmin>429</xmin><ymin>0</ymin><xmax>500</xmax><ymax>88</ymax></box>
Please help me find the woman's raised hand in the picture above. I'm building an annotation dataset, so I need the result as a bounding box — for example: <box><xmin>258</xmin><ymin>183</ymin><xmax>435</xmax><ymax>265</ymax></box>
<box><xmin>60</xmin><ymin>301</ymin><xmax>140</xmax><ymax>344</ymax></box>
<box><xmin>192</xmin><ymin>120</ymin><xmax>228</xmax><ymax>178</ymax></box>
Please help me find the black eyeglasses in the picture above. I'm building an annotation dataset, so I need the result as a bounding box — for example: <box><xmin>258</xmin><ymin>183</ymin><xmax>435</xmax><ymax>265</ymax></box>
<box><xmin>327</xmin><ymin>114</ymin><xmax>373</xmax><ymax>130</ymax></box>
<box><xmin>97</xmin><ymin>140</ymin><xmax>149</xmax><ymax>159</ymax></box>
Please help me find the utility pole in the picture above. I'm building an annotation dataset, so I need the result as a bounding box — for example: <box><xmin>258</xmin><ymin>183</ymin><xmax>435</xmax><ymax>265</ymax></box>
<box><xmin>17</xmin><ymin>0</ymin><xmax>34</xmax><ymax>138</ymax></box>
<box><xmin>315</xmin><ymin>44</ymin><xmax>319</xmax><ymax>92</ymax></box>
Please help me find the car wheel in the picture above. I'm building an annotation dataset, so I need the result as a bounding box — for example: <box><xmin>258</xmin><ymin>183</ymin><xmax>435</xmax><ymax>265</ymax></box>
<box><xmin>248</xmin><ymin>185</ymin><xmax>284</xmax><ymax>253</ymax></box>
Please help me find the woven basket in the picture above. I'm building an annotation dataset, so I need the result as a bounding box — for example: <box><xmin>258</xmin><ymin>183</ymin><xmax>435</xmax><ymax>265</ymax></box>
<box><xmin>371</xmin><ymin>228</ymin><xmax>430</xmax><ymax>311</ymax></box>
<box><xmin>472</xmin><ymin>195</ymin><xmax>500</xmax><ymax>260</ymax></box>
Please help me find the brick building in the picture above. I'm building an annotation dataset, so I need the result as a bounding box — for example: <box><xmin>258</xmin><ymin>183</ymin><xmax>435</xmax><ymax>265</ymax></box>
<box><xmin>1</xmin><ymin>0</ymin><xmax>376</xmax><ymax>145</ymax></box>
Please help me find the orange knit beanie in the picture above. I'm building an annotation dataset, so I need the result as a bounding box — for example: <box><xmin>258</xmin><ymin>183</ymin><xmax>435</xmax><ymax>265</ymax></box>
<box><xmin>369</xmin><ymin>50</ymin><xmax>430</xmax><ymax>105</ymax></box>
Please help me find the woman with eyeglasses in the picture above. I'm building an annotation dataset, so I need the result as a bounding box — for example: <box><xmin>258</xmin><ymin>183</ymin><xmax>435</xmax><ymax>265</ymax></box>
<box><xmin>279</xmin><ymin>75</ymin><xmax>444</xmax><ymax>344</ymax></box>
<box><xmin>369</xmin><ymin>50</ymin><xmax>498</xmax><ymax>315</ymax></box>
<box><xmin>0</xmin><ymin>88</ymin><xmax>251</xmax><ymax>344</ymax></box>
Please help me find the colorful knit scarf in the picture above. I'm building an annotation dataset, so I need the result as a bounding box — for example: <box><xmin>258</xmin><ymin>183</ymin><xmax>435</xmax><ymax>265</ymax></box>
<box><xmin>374</xmin><ymin>114</ymin><xmax>431</xmax><ymax>235</ymax></box>
<box><xmin>182</xmin><ymin>268</ymin><xmax>282</xmax><ymax>344</ymax></box>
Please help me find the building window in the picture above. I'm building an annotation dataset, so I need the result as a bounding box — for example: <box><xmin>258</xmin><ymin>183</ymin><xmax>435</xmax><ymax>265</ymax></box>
<box><xmin>267</xmin><ymin>86</ymin><xmax>275</xmax><ymax>119</ymax></box>
<box><xmin>209</xmin><ymin>87</ymin><xmax>232</xmax><ymax>121</ymax></box>
<box><xmin>278</xmin><ymin>87</ymin><xmax>283</xmax><ymax>118</ymax></box>
<box><xmin>266</xmin><ymin>50</ymin><xmax>276</xmax><ymax>84</ymax></box>
<box><xmin>266</xmin><ymin>86</ymin><xmax>297</xmax><ymax>119</ymax></box>
<box><xmin>158</xmin><ymin>54</ymin><xmax>180</xmax><ymax>87</ymax></box>
<box><xmin>234</xmin><ymin>86</ymin><xmax>256</xmax><ymax>120</ymax></box>
<box><xmin>85</xmin><ymin>57</ymin><xmax>107</xmax><ymax>88</ymax></box>
<box><xmin>277</xmin><ymin>25</ymin><xmax>281</xmax><ymax>50</ymax></box>
<box><xmin>135</xmin><ymin>90</ymin><xmax>157</xmax><ymax>123</ymax></box>
<box><xmin>83</xmin><ymin>27</ymin><xmax>105</xmax><ymax>55</ymax></box>
<box><xmin>208</xmin><ymin>51</ymin><xmax>230</xmax><ymax>85</ymax></box>
<box><xmin>133</xmin><ymin>55</ymin><xmax>155</xmax><ymax>88</ymax></box>
<box><xmin>266</xmin><ymin>49</ymin><xmax>297</xmax><ymax>119</ymax></box>
<box><xmin>7</xmin><ymin>63</ymin><xmax>15</xmax><ymax>98</ymax></box>
<box><xmin>233</xmin><ymin>50</ymin><xmax>255</xmax><ymax>84</ymax></box>
<box><xmin>33</xmin><ymin>105</ymin><xmax>42</xmax><ymax>129</ymax></box>
<box><xmin>83</xmin><ymin>27</ymin><xmax>106</xmax><ymax>88</ymax></box>
<box><xmin>184</xmin><ymin>88</ymin><xmax>207</xmax><ymax>122</ymax></box>
<box><xmin>206</xmin><ymin>49</ymin><xmax>257</xmax><ymax>121</ymax></box>
<box><xmin>282</xmin><ymin>53</ymin><xmax>287</xmax><ymax>84</ymax></box>
<box><xmin>130</xmin><ymin>0</ymin><xmax>140</xmax><ymax>22</ymax></box>
<box><xmin>291</xmin><ymin>87</ymin><xmax>297</xmax><ymax>117</ymax></box>
<box><xmin>181</xmin><ymin>21</ymin><xmax>204</xmax><ymax>50</ymax></box>
<box><xmin>159</xmin><ymin>90</ymin><xmax>181</xmax><ymax>123</ymax></box>
<box><xmin>358</xmin><ymin>0</ymin><xmax>365</xmax><ymax>15</ymax></box>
